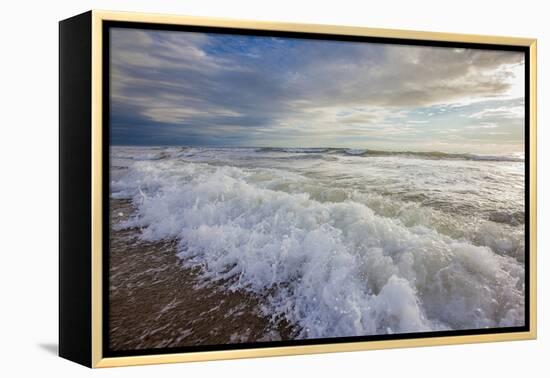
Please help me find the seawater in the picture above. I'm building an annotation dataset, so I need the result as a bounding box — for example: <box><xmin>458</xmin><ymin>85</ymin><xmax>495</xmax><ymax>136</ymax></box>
<box><xmin>111</xmin><ymin>146</ymin><xmax>525</xmax><ymax>338</ymax></box>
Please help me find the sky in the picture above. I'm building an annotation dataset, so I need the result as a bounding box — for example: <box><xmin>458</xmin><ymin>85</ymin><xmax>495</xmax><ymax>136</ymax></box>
<box><xmin>110</xmin><ymin>27</ymin><xmax>525</xmax><ymax>153</ymax></box>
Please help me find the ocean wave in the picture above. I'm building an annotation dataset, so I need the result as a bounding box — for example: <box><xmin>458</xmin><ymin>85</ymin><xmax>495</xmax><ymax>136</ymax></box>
<box><xmin>112</xmin><ymin>146</ymin><xmax>525</xmax><ymax>163</ymax></box>
<box><xmin>349</xmin><ymin>149</ymin><xmax>524</xmax><ymax>162</ymax></box>
<box><xmin>253</xmin><ymin>147</ymin><xmax>523</xmax><ymax>162</ymax></box>
<box><xmin>256</xmin><ymin>147</ymin><xmax>332</xmax><ymax>154</ymax></box>
<box><xmin>112</xmin><ymin>158</ymin><xmax>525</xmax><ymax>337</ymax></box>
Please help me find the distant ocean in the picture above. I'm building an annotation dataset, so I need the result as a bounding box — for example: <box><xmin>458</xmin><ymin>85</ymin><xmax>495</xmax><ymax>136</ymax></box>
<box><xmin>110</xmin><ymin>146</ymin><xmax>525</xmax><ymax>338</ymax></box>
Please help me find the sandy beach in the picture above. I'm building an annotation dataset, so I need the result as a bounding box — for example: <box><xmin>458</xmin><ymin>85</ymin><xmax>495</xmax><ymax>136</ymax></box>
<box><xmin>109</xmin><ymin>199</ymin><xmax>295</xmax><ymax>351</ymax></box>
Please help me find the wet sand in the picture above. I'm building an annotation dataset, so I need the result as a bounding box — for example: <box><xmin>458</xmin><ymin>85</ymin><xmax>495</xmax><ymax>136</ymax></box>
<box><xmin>109</xmin><ymin>199</ymin><xmax>295</xmax><ymax>351</ymax></box>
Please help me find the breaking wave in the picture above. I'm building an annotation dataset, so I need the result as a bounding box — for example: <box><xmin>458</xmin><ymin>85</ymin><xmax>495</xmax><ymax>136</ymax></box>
<box><xmin>257</xmin><ymin>147</ymin><xmax>524</xmax><ymax>162</ymax></box>
<box><xmin>111</xmin><ymin>146</ymin><xmax>525</xmax><ymax>338</ymax></box>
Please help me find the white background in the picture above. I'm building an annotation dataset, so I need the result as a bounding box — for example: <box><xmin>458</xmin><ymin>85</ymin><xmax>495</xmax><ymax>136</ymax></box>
<box><xmin>0</xmin><ymin>0</ymin><xmax>547</xmax><ymax>376</ymax></box>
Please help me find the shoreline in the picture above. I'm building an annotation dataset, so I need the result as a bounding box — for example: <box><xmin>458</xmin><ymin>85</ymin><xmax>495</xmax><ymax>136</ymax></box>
<box><xmin>108</xmin><ymin>199</ymin><xmax>295</xmax><ymax>351</ymax></box>
<box><xmin>108</xmin><ymin>147</ymin><xmax>526</xmax><ymax>343</ymax></box>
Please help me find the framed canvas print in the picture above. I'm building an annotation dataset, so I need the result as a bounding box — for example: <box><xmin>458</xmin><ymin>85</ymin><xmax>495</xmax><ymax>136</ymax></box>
<box><xmin>59</xmin><ymin>10</ymin><xmax>537</xmax><ymax>368</ymax></box>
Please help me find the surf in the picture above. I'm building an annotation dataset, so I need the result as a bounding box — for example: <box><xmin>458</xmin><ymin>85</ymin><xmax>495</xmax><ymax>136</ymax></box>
<box><xmin>111</xmin><ymin>146</ymin><xmax>526</xmax><ymax>338</ymax></box>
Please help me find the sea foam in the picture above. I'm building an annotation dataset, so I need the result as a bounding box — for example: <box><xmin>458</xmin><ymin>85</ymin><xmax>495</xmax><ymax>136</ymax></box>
<box><xmin>111</xmin><ymin>147</ymin><xmax>525</xmax><ymax>338</ymax></box>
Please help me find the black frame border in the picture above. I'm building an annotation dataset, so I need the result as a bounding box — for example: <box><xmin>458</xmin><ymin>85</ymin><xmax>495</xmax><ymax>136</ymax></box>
<box><xmin>101</xmin><ymin>20</ymin><xmax>531</xmax><ymax>359</ymax></box>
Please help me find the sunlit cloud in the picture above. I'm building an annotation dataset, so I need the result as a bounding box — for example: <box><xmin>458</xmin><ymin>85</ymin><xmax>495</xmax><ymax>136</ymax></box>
<box><xmin>109</xmin><ymin>28</ymin><xmax>525</xmax><ymax>153</ymax></box>
<box><xmin>468</xmin><ymin>106</ymin><xmax>524</xmax><ymax>120</ymax></box>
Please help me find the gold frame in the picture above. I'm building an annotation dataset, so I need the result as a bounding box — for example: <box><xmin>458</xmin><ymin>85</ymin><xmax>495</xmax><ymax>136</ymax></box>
<box><xmin>90</xmin><ymin>9</ymin><xmax>537</xmax><ymax>368</ymax></box>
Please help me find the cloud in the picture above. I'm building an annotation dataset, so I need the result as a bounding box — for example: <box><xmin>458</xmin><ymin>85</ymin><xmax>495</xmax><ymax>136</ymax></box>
<box><xmin>467</xmin><ymin>106</ymin><xmax>524</xmax><ymax>120</ymax></box>
<box><xmin>109</xmin><ymin>27</ymin><xmax>525</xmax><ymax>152</ymax></box>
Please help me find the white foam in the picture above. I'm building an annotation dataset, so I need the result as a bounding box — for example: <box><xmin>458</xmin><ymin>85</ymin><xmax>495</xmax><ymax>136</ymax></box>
<box><xmin>112</xmin><ymin>147</ymin><xmax>525</xmax><ymax>338</ymax></box>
